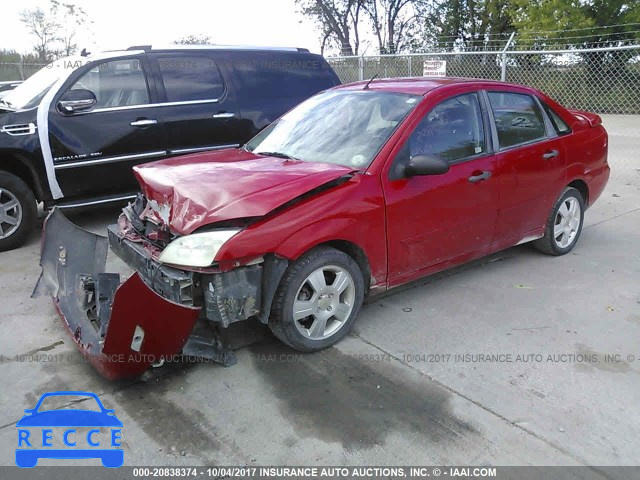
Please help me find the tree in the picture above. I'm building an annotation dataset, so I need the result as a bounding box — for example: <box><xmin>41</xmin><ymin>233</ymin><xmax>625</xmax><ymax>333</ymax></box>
<box><xmin>418</xmin><ymin>0</ymin><xmax>515</xmax><ymax>51</ymax></box>
<box><xmin>20</xmin><ymin>1</ymin><xmax>90</xmax><ymax>61</ymax></box>
<box><xmin>510</xmin><ymin>0</ymin><xmax>640</xmax><ymax>72</ymax></box>
<box><xmin>510</xmin><ymin>0</ymin><xmax>640</xmax><ymax>48</ymax></box>
<box><xmin>19</xmin><ymin>7</ymin><xmax>60</xmax><ymax>62</ymax></box>
<box><xmin>363</xmin><ymin>0</ymin><xmax>421</xmax><ymax>53</ymax></box>
<box><xmin>296</xmin><ymin>0</ymin><xmax>365</xmax><ymax>55</ymax></box>
<box><xmin>173</xmin><ymin>34</ymin><xmax>213</xmax><ymax>45</ymax></box>
<box><xmin>50</xmin><ymin>0</ymin><xmax>91</xmax><ymax>57</ymax></box>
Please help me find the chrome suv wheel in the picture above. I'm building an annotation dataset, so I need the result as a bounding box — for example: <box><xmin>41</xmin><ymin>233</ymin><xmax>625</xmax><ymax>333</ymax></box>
<box><xmin>0</xmin><ymin>187</ymin><xmax>23</xmax><ymax>239</ymax></box>
<box><xmin>0</xmin><ymin>171</ymin><xmax>37</xmax><ymax>252</ymax></box>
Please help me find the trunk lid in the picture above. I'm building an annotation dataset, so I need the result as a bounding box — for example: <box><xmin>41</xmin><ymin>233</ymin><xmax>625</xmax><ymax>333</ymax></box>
<box><xmin>568</xmin><ymin>109</ymin><xmax>602</xmax><ymax>127</ymax></box>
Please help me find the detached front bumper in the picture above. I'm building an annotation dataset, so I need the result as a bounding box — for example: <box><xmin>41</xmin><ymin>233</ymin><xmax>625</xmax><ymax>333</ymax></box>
<box><xmin>33</xmin><ymin>209</ymin><xmax>201</xmax><ymax>379</ymax></box>
<box><xmin>34</xmin><ymin>209</ymin><xmax>289</xmax><ymax>379</ymax></box>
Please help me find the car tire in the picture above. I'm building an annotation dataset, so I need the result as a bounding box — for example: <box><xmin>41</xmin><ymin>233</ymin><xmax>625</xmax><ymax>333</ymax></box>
<box><xmin>0</xmin><ymin>171</ymin><xmax>37</xmax><ymax>252</ymax></box>
<box><xmin>533</xmin><ymin>186</ymin><xmax>585</xmax><ymax>256</ymax></box>
<box><xmin>269</xmin><ymin>246</ymin><xmax>365</xmax><ymax>352</ymax></box>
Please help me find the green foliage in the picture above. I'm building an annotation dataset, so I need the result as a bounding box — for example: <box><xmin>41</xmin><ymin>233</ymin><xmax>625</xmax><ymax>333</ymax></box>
<box><xmin>511</xmin><ymin>0</ymin><xmax>640</xmax><ymax>48</ymax></box>
<box><xmin>417</xmin><ymin>0</ymin><xmax>516</xmax><ymax>50</ymax></box>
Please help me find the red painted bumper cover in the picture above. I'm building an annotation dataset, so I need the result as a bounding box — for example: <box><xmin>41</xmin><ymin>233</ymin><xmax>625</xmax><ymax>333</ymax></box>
<box><xmin>33</xmin><ymin>209</ymin><xmax>200</xmax><ymax>379</ymax></box>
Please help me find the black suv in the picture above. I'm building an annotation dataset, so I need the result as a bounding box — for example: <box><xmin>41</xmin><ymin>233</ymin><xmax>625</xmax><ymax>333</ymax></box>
<box><xmin>0</xmin><ymin>45</ymin><xmax>340</xmax><ymax>251</ymax></box>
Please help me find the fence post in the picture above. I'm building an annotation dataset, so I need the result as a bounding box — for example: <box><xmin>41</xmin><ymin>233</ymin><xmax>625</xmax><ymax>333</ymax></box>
<box><xmin>358</xmin><ymin>56</ymin><xmax>364</xmax><ymax>81</ymax></box>
<box><xmin>501</xmin><ymin>32</ymin><xmax>516</xmax><ymax>82</ymax></box>
<box><xmin>408</xmin><ymin>55</ymin><xmax>412</xmax><ymax>76</ymax></box>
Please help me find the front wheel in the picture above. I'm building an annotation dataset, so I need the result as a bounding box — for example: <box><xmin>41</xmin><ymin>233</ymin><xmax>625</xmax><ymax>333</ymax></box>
<box><xmin>533</xmin><ymin>186</ymin><xmax>585</xmax><ymax>256</ymax></box>
<box><xmin>0</xmin><ymin>171</ymin><xmax>37</xmax><ymax>252</ymax></box>
<box><xmin>269</xmin><ymin>246</ymin><xmax>365</xmax><ymax>352</ymax></box>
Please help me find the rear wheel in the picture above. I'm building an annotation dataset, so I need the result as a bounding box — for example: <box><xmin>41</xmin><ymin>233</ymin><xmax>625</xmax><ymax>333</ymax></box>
<box><xmin>269</xmin><ymin>246</ymin><xmax>365</xmax><ymax>352</ymax></box>
<box><xmin>533</xmin><ymin>187</ymin><xmax>585</xmax><ymax>256</ymax></box>
<box><xmin>0</xmin><ymin>171</ymin><xmax>37</xmax><ymax>252</ymax></box>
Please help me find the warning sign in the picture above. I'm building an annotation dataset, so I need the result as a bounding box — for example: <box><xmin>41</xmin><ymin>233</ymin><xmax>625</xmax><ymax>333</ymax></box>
<box><xmin>423</xmin><ymin>60</ymin><xmax>447</xmax><ymax>77</ymax></box>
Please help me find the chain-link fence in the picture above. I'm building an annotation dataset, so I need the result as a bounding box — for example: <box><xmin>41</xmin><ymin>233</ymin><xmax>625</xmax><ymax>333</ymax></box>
<box><xmin>327</xmin><ymin>45</ymin><xmax>640</xmax><ymax>115</ymax></box>
<box><xmin>0</xmin><ymin>62</ymin><xmax>46</xmax><ymax>81</ymax></box>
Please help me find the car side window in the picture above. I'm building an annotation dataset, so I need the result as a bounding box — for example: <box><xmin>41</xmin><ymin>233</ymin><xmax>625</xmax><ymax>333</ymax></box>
<box><xmin>70</xmin><ymin>59</ymin><xmax>149</xmax><ymax>109</ymax></box>
<box><xmin>389</xmin><ymin>93</ymin><xmax>486</xmax><ymax>180</ymax></box>
<box><xmin>158</xmin><ymin>56</ymin><xmax>224</xmax><ymax>102</ymax></box>
<box><xmin>542</xmin><ymin>103</ymin><xmax>571</xmax><ymax>135</ymax></box>
<box><xmin>487</xmin><ymin>92</ymin><xmax>547</xmax><ymax>148</ymax></box>
<box><xmin>233</xmin><ymin>52</ymin><xmax>338</xmax><ymax>101</ymax></box>
<box><xmin>409</xmin><ymin>92</ymin><xmax>486</xmax><ymax>163</ymax></box>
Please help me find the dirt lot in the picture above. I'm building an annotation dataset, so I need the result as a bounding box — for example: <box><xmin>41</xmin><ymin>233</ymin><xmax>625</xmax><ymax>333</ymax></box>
<box><xmin>0</xmin><ymin>115</ymin><xmax>638</xmax><ymax>469</ymax></box>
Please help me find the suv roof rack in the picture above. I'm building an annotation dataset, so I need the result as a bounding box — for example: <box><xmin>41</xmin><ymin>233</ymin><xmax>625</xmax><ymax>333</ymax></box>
<box><xmin>126</xmin><ymin>45</ymin><xmax>311</xmax><ymax>53</ymax></box>
<box><xmin>127</xmin><ymin>45</ymin><xmax>152</xmax><ymax>52</ymax></box>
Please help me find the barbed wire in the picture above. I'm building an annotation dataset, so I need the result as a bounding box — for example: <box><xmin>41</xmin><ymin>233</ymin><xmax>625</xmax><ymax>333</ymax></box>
<box><xmin>419</xmin><ymin>23</ymin><xmax>640</xmax><ymax>42</ymax></box>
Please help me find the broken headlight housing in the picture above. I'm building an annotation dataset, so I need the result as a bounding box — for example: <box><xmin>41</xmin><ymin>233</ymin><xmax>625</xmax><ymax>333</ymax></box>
<box><xmin>158</xmin><ymin>229</ymin><xmax>241</xmax><ymax>267</ymax></box>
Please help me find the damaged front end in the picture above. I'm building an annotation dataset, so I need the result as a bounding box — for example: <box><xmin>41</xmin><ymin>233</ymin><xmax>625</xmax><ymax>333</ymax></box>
<box><xmin>34</xmin><ymin>207</ymin><xmax>287</xmax><ymax>380</ymax></box>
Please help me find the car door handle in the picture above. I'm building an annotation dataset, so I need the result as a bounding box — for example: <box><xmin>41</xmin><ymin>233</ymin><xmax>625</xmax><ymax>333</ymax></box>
<box><xmin>130</xmin><ymin>119</ymin><xmax>158</xmax><ymax>127</ymax></box>
<box><xmin>543</xmin><ymin>149</ymin><xmax>559</xmax><ymax>159</ymax></box>
<box><xmin>468</xmin><ymin>171</ymin><xmax>491</xmax><ymax>183</ymax></box>
<box><xmin>212</xmin><ymin>112</ymin><xmax>236</xmax><ymax>119</ymax></box>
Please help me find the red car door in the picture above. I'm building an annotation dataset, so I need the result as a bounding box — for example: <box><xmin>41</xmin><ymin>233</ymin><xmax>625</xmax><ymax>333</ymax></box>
<box><xmin>382</xmin><ymin>91</ymin><xmax>500</xmax><ymax>286</ymax></box>
<box><xmin>486</xmin><ymin>90</ymin><xmax>567</xmax><ymax>243</ymax></box>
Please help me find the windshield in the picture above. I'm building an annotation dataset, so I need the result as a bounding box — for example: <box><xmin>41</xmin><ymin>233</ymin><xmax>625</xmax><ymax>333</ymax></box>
<box><xmin>36</xmin><ymin>394</ymin><xmax>103</xmax><ymax>412</ymax></box>
<box><xmin>1</xmin><ymin>59</ymin><xmax>77</xmax><ymax>111</ymax></box>
<box><xmin>245</xmin><ymin>90</ymin><xmax>421</xmax><ymax>169</ymax></box>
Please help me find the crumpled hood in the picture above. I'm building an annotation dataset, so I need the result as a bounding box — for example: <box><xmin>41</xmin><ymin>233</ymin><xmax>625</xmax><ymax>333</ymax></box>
<box><xmin>133</xmin><ymin>148</ymin><xmax>355</xmax><ymax>235</ymax></box>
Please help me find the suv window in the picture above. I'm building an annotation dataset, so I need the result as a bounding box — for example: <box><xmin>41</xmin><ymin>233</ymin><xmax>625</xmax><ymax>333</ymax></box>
<box><xmin>233</xmin><ymin>52</ymin><xmax>339</xmax><ymax>101</ymax></box>
<box><xmin>158</xmin><ymin>56</ymin><xmax>224</xmax><ymax>102</ymax></box>
<box><xmin>409</xmin><ymin>93</ymin><xmax>486</xmax><ymax>163</ymax></box>
<box><xmin>70</xmin><ymin>59</ymin><xmax>149</xmax><ymax>109</ymax></box>
<box><xmin>542</xmin><ymin>103</ymin><xmax>571</xmax><ymax>135</ymax></box>
<box><xmin>488</xmin><ymin>92</ymin><xmax>546</xmax><ymax>148</ymax></box>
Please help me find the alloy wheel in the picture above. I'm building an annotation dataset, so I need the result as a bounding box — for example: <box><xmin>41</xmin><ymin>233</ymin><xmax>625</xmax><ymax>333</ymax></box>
<box><xmin>292</xmin><ymin>265</ymin><xmax>356</xmax><ymax>340</ymax></box>
<box><xmin>0</xmin><ymin>188</ymin><xmax>22</xmax><ymax>239</ymax></box>
<box><xmin>553</xmin><ymin>196</ymin><xmax>581</xmax><ymax>248</ymax></box>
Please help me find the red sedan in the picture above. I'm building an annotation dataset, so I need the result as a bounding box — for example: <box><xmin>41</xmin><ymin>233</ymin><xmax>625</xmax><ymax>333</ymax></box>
<box><xmin>37</xmin><ymin>77</ymin><xmax>609</xmax><ymax>378</ymax></box>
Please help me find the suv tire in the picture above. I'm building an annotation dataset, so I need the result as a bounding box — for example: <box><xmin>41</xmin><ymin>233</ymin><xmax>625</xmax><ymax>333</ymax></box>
<box><xmin>0</xmin><ymin>171</ymin><xmax>37</xmax><ymax>252</ymax></box>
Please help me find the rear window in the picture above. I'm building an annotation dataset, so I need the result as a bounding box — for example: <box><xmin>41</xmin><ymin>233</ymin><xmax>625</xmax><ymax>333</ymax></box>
<box><xmin>488</xmin><ymin>92</ymin><xmax>547</xmax><ymax>149</ymax></box>
<box><xmin>542</xmin><ymin>103</ymin><xmax>571</xmax><ymax>135</ymax></box>
<box><xmin>233</xmin><ymin>53</ymin><xmax>339</xmax><ymax>101</ymax></box>
<box><xmin>158</xmin><ymin>56</ymin><xmax>224</xmax><ymax>102</ymax></box>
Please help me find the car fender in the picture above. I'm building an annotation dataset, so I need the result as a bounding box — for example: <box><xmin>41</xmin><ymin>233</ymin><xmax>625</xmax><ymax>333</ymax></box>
<box><xmin>564</xmin><ymin>126</ymin><xmax>608</xmax><ymax>207</ymax></box>
<box><xmin>215</xmin><ymin>174</ymin><xmax>388</xmax><ymax>290</ymax></box>
<box><xmin>0</xmin><ymin>149</ymin><xmax>48</xmax><ymax>201</ymax></box>
<box><xmin>273</xmin><ymin>216</ymin><xmax>386</xmax><ymax>293</ymax></box>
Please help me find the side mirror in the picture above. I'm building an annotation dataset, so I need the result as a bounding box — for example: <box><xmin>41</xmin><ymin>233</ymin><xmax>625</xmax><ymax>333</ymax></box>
<box><xmin>405</xmin><ymin>154</ymin><xmax>450</xmax><ymax>177</ymax></box>
<box><xmin>58</xmin><ymin>89</ymin><xmax>97</xmax><ymax>113</ymax></box>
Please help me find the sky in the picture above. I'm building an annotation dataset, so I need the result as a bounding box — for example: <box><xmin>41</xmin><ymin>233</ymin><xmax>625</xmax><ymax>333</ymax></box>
<box><xmin>0</xmin><ymin>0</ymin><xmax>338</xmax><ymax>56</ymax></box>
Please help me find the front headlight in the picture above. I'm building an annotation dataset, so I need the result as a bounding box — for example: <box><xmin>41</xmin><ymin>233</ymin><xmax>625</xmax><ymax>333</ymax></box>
<box><xmin>158</xmin><ymin>229</ymin><xmax>240</xmax><ymax>267</ymax></box>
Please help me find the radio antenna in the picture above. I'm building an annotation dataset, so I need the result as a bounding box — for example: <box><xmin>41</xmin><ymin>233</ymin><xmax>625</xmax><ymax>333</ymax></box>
<box><xmin>363</xmin><ymin>73</ymin><xmax>379</xmax><ymax>90</ymax></box>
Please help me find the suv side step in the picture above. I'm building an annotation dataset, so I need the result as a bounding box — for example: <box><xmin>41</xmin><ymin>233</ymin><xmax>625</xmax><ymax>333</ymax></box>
<box><xmin>55</xmin><ymin>193</ymin><xmax>138</xmax><ymax>210</ymax></box>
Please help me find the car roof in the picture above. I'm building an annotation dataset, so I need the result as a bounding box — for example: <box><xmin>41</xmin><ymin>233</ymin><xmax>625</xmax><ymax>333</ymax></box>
<box><xmin>335</xmin><ymin>76</ymin><xmax>521</xmax><ymax>96</ymax></box>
